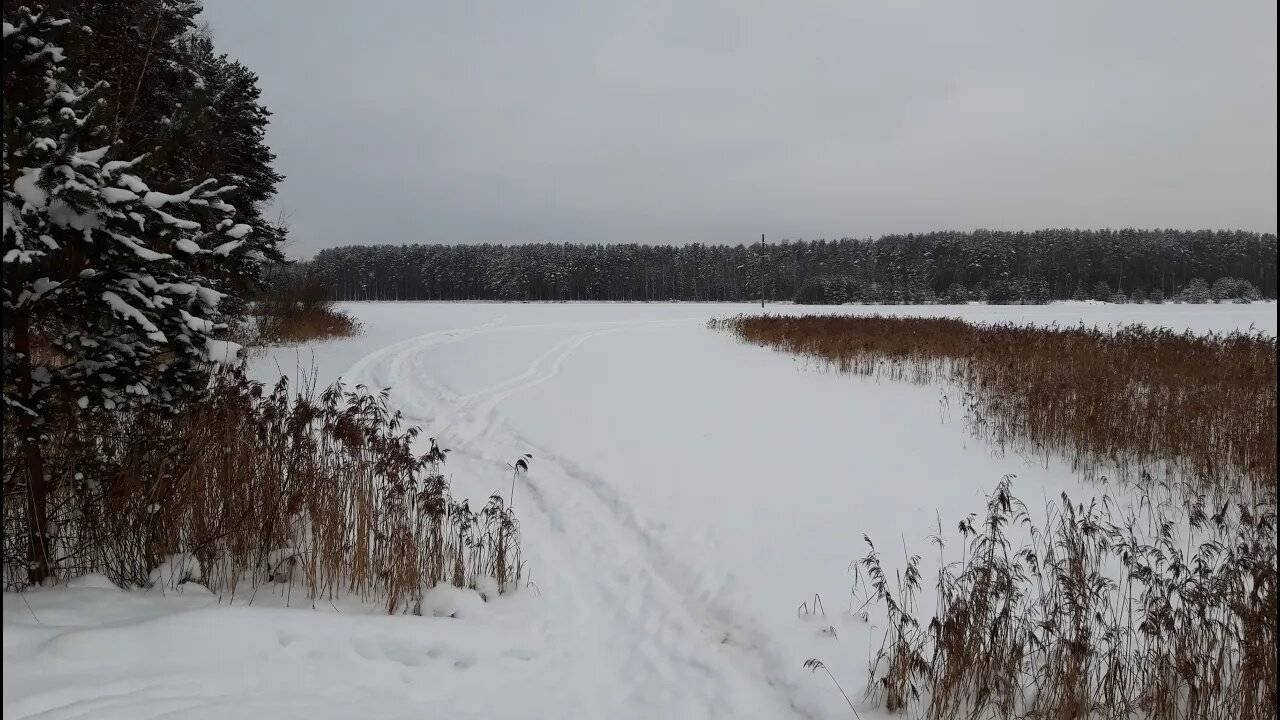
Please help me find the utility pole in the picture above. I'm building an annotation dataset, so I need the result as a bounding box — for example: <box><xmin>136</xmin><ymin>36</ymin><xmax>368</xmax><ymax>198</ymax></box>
<box><xmin>759</xmin><ymin>233</ymin><xmax>766</xmax><ymax>309</ymax></box>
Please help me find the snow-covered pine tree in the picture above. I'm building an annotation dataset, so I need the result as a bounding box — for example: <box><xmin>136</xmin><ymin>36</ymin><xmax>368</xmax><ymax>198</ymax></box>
<box><xmin>160</xmin><ymin>28</ymin><xmax>287</xmax><ymax>312</ymax></box>
<box><xmin>3</xmin><ymin>7</ymin><xmax>279</xmax><ymax>583</ymax></box>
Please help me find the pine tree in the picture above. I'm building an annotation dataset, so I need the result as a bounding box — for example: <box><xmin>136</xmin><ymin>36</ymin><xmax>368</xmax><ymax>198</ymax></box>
<box><xmin>3</xmin><ymin>7</ymin><xmax>279</xmax><ymax>582</ymax></box>
<box><xmin>1179</xmin><ymin>277</ymin><xmax>1211</xmax><ymax>304</ymax></box>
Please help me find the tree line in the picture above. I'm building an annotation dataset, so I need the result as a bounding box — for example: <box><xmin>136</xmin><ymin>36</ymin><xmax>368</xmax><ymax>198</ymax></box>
<box><xmin>298</xmin><ymin>229</ymin><xmax>1277</xmax><ymax>304</ymax></box>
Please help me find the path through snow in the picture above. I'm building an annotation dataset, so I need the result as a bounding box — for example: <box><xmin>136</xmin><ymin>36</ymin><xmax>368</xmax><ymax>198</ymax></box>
<box><xmin>6</xmin><ymin>301</ymin><xmax>1275</xmax><ymax>719</ymax></box>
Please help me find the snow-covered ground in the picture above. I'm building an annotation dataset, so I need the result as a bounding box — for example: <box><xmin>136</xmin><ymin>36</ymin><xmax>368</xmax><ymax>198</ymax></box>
<box><xmin>5</xmin><ymin>301</ymin><xmax>1275</xmax><ymax>719</ymax></box>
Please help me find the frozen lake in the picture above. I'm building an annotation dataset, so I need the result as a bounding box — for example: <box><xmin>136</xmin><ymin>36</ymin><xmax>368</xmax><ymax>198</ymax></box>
<box><xmin>6</xmin><ymin>301</ymin><xmax>1273</xmax><ymax>720</ymax></box>
<box><xmin>248</xmin><ymin>300</ymin><xmax>1275</xmax><ymax>717</ymax></box>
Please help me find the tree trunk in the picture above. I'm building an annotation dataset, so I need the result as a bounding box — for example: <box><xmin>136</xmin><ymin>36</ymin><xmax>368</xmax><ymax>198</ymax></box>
<box><xmin>20</xmin><ymin>415</ymin><xmax>50</xmax><ymax>585</ymax></box>
<box><xmin>10</xmin><ymin>310</ymin><xmax>51</xmax><ymax>585</ymax></box>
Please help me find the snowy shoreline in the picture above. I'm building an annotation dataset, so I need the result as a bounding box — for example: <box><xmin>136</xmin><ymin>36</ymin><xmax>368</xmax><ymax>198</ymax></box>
<box><xmin>7</xmin><ymin>301</ymin><xmax>1275</xmax><ymax>719</ymax></box>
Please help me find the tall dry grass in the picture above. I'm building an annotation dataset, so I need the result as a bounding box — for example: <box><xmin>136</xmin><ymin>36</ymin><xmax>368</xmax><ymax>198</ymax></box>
<box><xmin>836</xmin><ymin>476</ymin><xmax>1277</xmax><ymax>720</ymax></box>
<box><xmin>711</xmin><ymin>315</ymin><xmax>1276</xmax><ymax>496</ymax></box>
<box><xmin>253</xmin><ymin>275</ymin><xmax>362</xmax><ymax>345</ymax></box>
<box><xmin>716</xmin><ymin>315</ymin><xmax>1278</xmax><ymax>717</ymax></box>
<box><xmin>2</xmin><ymin>367</ymin><xmax>522</xmax><ymax>612</ymax></box>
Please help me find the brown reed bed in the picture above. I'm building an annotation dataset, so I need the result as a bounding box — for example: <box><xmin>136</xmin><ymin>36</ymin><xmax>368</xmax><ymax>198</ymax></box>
<box><xmin>716</xmin><ymin>315</ymin><xmax>1278</xmax><ymax>717</ymax></box>
<box><xmin>824</xmin><ymin>476</ymin><xmax>1277</xmax><ymax>720</ymax></box>
<box><xmin>2</xmin><ymin>367</ymin><xmax>522</xmax><ymax>612</ymax></box>
<box><xmin>251</xmin><ymin>274</ymin><xmax>362</xmax><ymax>345</ymax></box>
<box><xmin>253</xmin><ymin>298</ymin><xmax>362</xmax><ymax>345</ymax></box>
<box><xmin>710</xmin><ymin>314</ymin><xmax>1277</xmax><ymax>497</ymax></box>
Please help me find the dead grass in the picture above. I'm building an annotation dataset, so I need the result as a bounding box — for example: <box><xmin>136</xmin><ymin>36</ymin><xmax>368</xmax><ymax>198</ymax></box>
<box><xmin>254</xmin><ymin>302</ymin><xmax>362</xmax><ymax>345</ymax></box>
<box><xmin>2</xmin><ymin>367</ymin><xmax>523</xmax><ymax>611</ymax></box>
<box><xmin>710</xmin><ymin>314</ymin><xmax>1276</xmax><ymax>496</ymax></box>
<box><xmin>252</xmin><ymin>275</ymin><xmax>362</xmax><ymax>345</ymax></box>
<box><xmin>841</xmin><ymin>476</ymin><xmax>1277</xmax><ymax>720</ymax></box>
<box><xmin>720</xmin><ymin>315</ymin><xmax>1278</xmax><ymax>717</ymax></box>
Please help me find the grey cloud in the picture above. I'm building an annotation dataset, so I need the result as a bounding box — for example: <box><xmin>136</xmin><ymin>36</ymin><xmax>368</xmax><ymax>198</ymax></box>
<box><xmin>204</xmin><ymin>0</ymin><xmax>1277</xmax><ymax>258</ymax></box>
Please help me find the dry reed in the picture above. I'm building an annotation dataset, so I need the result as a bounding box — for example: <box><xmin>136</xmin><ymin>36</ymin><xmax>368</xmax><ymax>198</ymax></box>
<box><xmin>253</xmin><ymin>302</ymin><xmax>362</xmax><ymax>345</ymax></box>
<box><xmin>253</xmin><ymin>275</ymin><xmax>362</xmax><ymax>345</ymax></box>
<box><xmin>720</xmin><ymin>315</ymin><xmax>1279</xmax><ymax>717</ymax></box>
<box><xmin>711</xmin><ymin>314</ymin><xmax>1276</xmax><ymax>496</ymax></box>
<box><xmin>844</xmin><ymin>476</ymin><xmax>1277</xmax><ymax>720</ymax></box>
<box><xmin>2</xmin><ymin>367</ymin><xmax>522</xmax><ymax>612</ymax></box>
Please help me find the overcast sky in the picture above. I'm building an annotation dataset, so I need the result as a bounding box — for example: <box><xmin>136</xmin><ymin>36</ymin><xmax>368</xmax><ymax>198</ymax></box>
<box><xmin>203</xmin><ymin>1</ymin><xmax>1277</xmax><ymax>259</ymax></box>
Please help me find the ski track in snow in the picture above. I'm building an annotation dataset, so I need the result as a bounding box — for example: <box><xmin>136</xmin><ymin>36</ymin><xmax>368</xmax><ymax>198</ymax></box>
<box><xmin>341</xmin><ymin>314</ymin><xmax>813</xmax><ymax>719</ymax></box>
<box><xmin>12</xmin><ymin>302</ymin><xmax>1272</xmax><ymax>718</ymax></box>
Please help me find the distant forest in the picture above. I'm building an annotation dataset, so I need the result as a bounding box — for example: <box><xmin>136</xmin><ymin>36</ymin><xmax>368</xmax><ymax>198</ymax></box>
<box><xmin>295</xmin><ymin>229</ymin><xmax>1277</xmax><ymax>304</ymax></box>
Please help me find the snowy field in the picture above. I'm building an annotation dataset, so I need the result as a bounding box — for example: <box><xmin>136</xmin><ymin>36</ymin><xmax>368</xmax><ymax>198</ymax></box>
<box><xmin>5</xmin><ymin>301</ymin><xmax>1275</xmax><ymax>720</ymax></box>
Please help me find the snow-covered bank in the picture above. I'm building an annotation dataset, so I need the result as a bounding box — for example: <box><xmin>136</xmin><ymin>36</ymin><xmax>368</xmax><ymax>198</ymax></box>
<box><xmin>4</xmin><ymin>579</ymin><xmax>566</xmax><ymax>720</ymax></box>
<box><xmin>6</xmin><ymin>301</ymin><xmax>1274</xmax><ymax>719</ymax></box>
